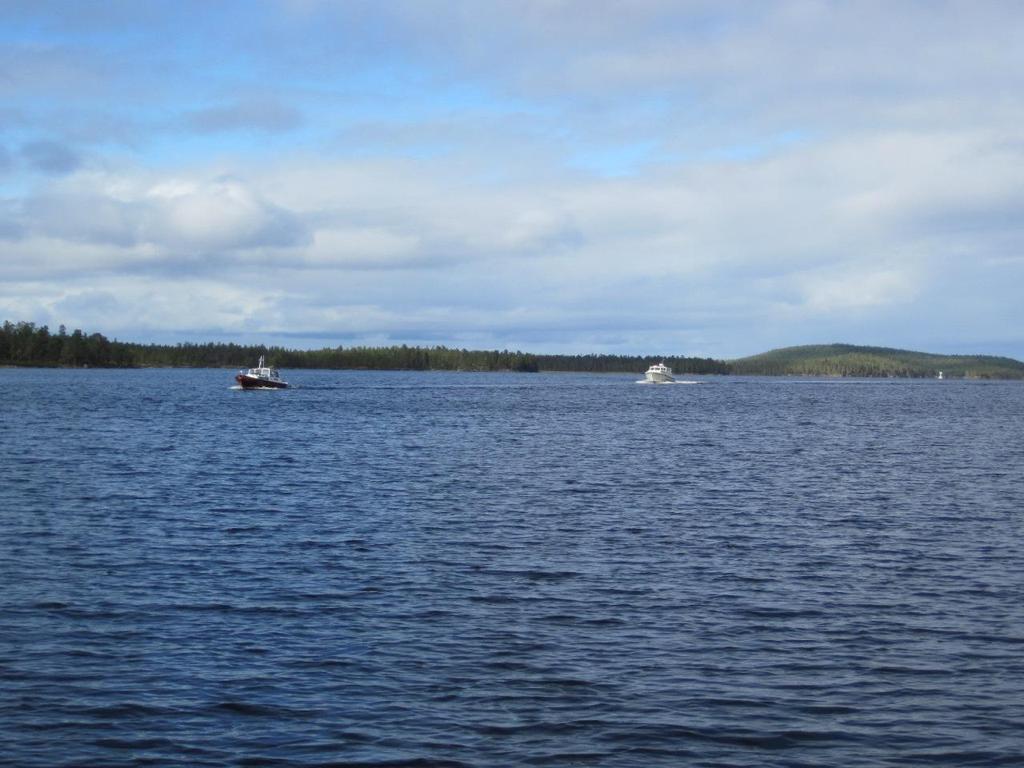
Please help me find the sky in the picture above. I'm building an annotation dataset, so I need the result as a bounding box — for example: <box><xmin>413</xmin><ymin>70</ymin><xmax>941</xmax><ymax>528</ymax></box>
<box><xmin>1</xmin><ymin>0</ymin><xmax>1023</xmax><ymax>359</ymax></box>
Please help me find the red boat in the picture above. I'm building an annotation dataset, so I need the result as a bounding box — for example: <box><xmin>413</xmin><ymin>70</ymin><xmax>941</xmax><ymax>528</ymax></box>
<box><xmin>235</xmin><ymin>355</ymin><xmax>289</xmax><ymax>389</ymax></box>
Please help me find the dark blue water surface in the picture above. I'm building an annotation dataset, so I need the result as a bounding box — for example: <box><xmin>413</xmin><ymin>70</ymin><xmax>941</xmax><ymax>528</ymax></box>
<box><xmin>2</xmin><ymin>369</ymin><xmax>1023</xmax><ymax>767</ymax></box>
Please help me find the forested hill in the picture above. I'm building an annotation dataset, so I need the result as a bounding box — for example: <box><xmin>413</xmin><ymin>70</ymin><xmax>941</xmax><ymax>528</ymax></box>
<box><xmin>729</xmin><ymin>344</ymin><xmax>1024</xmax><ymax>379</ymax></box>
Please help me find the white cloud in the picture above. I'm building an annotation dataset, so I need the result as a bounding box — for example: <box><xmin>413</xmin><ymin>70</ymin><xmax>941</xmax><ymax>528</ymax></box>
<box><xmin>142</xmin><ymin>177</ymin><xmax>308</xmax><ymax>251</ymax></box>
<box><xmin>3</xmin><ymin>122</ymin><xmax>1022</xmax><ymax>356</ymax></box>
<box><xmin>8</xmin><ymin>174</ymin><xmax>309</xmax><ymax>256</ymax></box>
<box><xmin>1</xmin><ymin>1</ymin><xmax>1023</xmax><ymax>357</ymax></box>
<box><xmin>303</xmin><ymin>227</ymin><xmax>423</xmax><ymax>268</ymax></box>
<box><xmin>796</xmin><ymin>266</ymin><xmax>920</xmax><ymax>313</ymax></box>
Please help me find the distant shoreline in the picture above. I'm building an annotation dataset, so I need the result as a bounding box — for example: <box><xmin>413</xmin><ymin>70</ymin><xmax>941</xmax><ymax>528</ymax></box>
<box><xmin>4</xmin><ymin>365</ymin><xmax>1023</xmax><ymax>381</ymax></box>
<box><xmin>3</xmin><ymin>321</ymin><xmax>1023</xmax><ymax>379</ymax></box>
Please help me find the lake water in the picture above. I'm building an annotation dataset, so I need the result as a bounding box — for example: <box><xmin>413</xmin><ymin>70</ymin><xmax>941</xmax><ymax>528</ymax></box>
<box><xmin>2</xmin><ymin>368</ymin><xmax>1023</xmax><ymax>767</ymax></box>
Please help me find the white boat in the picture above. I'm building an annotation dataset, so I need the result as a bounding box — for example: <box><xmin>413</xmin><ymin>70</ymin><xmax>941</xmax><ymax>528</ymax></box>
<box><xmin>644</xmin><ymin>362</ymin><xmax>675</xmax><ymax>383</ymax></box>
<box><xmin>235</xmin><ymin>355</ymin><xmax>289</xmax><ymax>389</ymax></box>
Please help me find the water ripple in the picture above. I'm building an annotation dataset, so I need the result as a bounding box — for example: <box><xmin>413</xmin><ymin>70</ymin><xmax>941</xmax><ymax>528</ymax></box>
<box><xmin>2</xmin><ymin>369</ymin><xmax>1023</xmax><ymax>766</ymax></box>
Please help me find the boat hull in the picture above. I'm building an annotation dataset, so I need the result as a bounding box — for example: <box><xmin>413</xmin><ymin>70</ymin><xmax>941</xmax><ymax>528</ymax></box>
<box><xmin>235</xmin><ymin>374</ymin><xmax>288</xmax><ymax>389</ymax></box>
<box><xmin>644</xmin><ymin>372</ymin><xmax>675</xmax><ymax>384</ymax></box>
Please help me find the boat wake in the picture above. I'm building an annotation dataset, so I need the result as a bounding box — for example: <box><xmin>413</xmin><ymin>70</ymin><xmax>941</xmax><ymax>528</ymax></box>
<box><xmin>635</xmin><ymin>379</ymin><xmax>703</xmax><ymax>385</ymax></box>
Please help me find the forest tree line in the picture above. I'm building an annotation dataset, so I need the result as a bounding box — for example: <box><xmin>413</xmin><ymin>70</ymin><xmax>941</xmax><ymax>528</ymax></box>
<box><xmin>0</xmin><ymin>322</ymin><xmax>542</xmax><ymax>371</ymax></box>
<box><xmin>5</xmin><ymin>322</ymin><xmax>1022</xmax><ymax>378</ymax></box>
<box><xmin>0</xmin><ymin>321</ymin><xmax>725</xmax><ymax>374</ymax></box>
